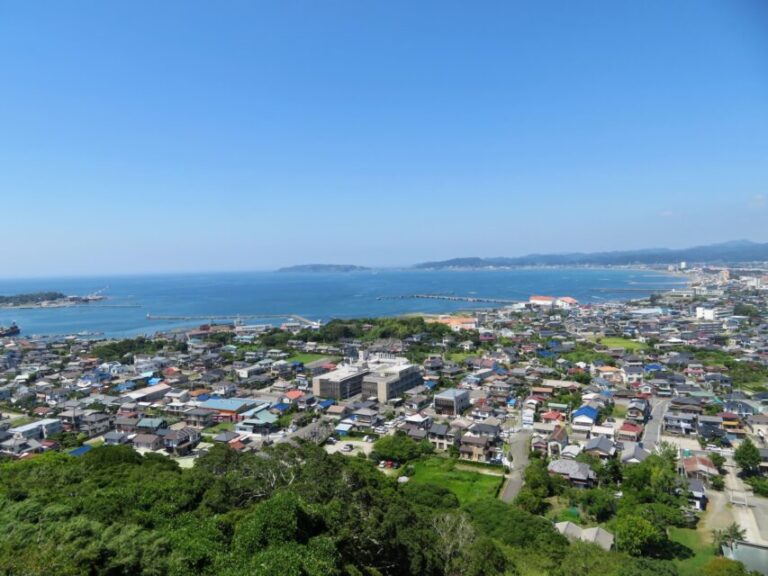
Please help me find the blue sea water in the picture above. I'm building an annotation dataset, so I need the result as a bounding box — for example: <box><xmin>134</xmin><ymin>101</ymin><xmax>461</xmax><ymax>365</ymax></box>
<box><xmin>0</xmin><ymin>268</ymin><xmax>686</xmax><ymax>338</ymax></box>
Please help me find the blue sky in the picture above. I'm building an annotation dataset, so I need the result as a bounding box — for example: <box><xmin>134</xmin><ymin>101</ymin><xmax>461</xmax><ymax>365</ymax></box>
<box><xmin>1</xmin><ymin>1</ymin><xmax>766</xmax><ymax>276</ymax></box>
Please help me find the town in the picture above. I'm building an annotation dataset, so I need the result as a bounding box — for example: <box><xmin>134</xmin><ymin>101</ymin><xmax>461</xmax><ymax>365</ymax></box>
<box><xmin>2</xmin><ymin>264</ymin><xmax>768</xmax><ymax>575</ymax></box>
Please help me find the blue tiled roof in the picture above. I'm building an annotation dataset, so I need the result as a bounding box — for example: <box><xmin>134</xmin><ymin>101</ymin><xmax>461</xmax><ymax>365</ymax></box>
<box><xmin>200</xmin><ymin>398</ymin><xmax>257</xmax><ymax>412</ymax></box>
<box><xmin>573</xmin><ymin>405</ymin><xmax>599</xmax><ymax>420</ymax></box>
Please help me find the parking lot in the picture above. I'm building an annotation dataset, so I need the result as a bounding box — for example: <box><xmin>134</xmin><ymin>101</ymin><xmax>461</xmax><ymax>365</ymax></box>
<box><xmin>324</xmin><ymin>438</ymin><xmax>375</xmax><ymax>457</ymax></box>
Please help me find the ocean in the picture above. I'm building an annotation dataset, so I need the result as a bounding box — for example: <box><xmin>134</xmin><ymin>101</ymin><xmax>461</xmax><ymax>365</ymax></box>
<box><xmin>0</xmin><ymin>268</ymin><xmax>686</xmax><ymax>338</ymax></box>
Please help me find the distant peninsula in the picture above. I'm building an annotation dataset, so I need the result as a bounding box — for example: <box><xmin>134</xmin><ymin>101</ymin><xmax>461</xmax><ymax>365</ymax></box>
<box><xmin>277</xmin><ymin>264</ymin><xmax>371</xmax><ymax>273</ymax></box>
<box><xmin>0</xmin><ymin>291</ymin><xmax>106</xmax><ymax>308</ymax></box>
<box><xmin>415</xmin><ymin>240</ymin><xmax>768</xmax><ymax>269</ymax></box>
<box><xmin>0</xmin><ymin>291</ymin><xmax>68</xmax><ymax>307</ymax></box>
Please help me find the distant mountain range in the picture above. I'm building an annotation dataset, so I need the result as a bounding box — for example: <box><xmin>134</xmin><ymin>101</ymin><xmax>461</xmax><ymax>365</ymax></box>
<box><xmin>414</xmin><ymin>240</ymin><xmax>768</xmax><ymax>269</ymax></box>
<box><xmin>277</xmin><ymin>264</ymin><xmax>371</xmax><ymax>273</ymax></box>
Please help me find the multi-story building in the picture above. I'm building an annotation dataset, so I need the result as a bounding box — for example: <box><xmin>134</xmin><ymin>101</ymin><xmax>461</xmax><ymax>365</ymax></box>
<box><xmin>361</xmin><ymin>356</ymin><xmax>422</xmax><ymax>403</ymax></box>
<box><xmin>8</xmin><ymin>418</ymin><xmax>62</xmax><ymax>440</ymax></box>
<box><xmin>434</xmin><ymin>388</ymin><xmax>470</xmax><ymax>415</ymax></box>
<box><xmin>312</xmin><ymin>365</ymin><xmax>369</xmax><ymax>400</ymax></box>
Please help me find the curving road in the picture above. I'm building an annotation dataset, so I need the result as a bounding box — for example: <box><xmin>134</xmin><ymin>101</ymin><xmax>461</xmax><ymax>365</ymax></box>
<box><xmin>501</xmin><ymin>430</ymin><xmax>531</xmax><ymax>503</ymax></box>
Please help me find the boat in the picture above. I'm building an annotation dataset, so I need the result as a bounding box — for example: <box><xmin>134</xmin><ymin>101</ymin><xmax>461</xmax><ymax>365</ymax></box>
<box><xmin>0</xmin><ymin>322</ymin><xmax>20</xmax><ymax>337</ymax></box>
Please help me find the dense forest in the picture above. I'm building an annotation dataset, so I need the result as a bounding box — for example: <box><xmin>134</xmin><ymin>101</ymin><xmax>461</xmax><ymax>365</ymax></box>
<box><xmin>0</xmin><ymin>442</ymin><xmax>691</xmax><ymax>576</ymax></box>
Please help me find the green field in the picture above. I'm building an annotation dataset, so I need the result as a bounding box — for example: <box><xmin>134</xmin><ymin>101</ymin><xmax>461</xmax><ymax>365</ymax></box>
<box><xmin>407</xmin><ymin>457</ymin><xmax>503</xmax><ymax>506</ymax></box>
<box><xmin>612</xmin><ymin>404</ymin><xmax>627</xmax><ymax>418</ymax></box>
<box><xmin>9</xmin><ymin>416</ymin><xmax>35</xmax><ymax>428</ymax></box>
<box><xmin>447</xmin><ymin>352</ymin><xmax>475</xmax><ymax>364</ymax></box>
<box><xmin>668</xmin><ymin>527</ymin><xmax>716</xmax><ymax>576</ymax></box>
<box><xmin>287</xmin><ymin>353</ymin><xmax>336</xmax><ymax>365</ymax></box>
<box><xmin>597</xmin><ymin>337</ymin><xmax>648</xmax><ymax>351</ymax></box>
<box><xmin>202</xmin><ymin>421</ymin><xmax>234</xmax><ymax>435</ymax></box>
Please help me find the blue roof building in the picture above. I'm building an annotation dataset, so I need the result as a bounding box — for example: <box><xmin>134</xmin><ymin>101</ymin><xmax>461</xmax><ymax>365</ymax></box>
<box><xmin>572</xmin><ymin>406</ymin><xmax>599</xmax><ymax>422</ymax></box>
<box><xmin>199</xmin><ymin>398</ymin><xmax>258</xmax><ymax>413</ymax></box>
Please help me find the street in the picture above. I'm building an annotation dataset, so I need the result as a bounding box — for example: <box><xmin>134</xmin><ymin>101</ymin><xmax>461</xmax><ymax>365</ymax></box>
<box><xmin>641</xmin><ymin>398</ymin><xmax>670</xmax><ymax>447</ymax></box>
<box><xmin>500</xmin><ymin>430</ymin><xmax>531</xmax><ymax>503</ymax></box>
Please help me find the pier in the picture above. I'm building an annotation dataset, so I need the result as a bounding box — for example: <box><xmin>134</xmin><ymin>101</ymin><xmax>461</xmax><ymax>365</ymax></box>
<box><xmin>590</xmin><ymin>288</ymin><xmax>670</xmax><ymax>293</ymax></box>
<box><xmin>146</xmin><ymin>313</ymin><xmax>320</xmax><ymax>326</ymax></box>
<box><xmin>378</xmin><ymin>294</ymin><xmax>520</xmax><ymax>305</ymax></box>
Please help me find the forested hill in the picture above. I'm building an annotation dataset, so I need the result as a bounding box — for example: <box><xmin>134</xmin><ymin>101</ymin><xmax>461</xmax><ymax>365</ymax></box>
<box><xmin>415</xmin><ymin>240</ymin><xmax>768</xmax><ymax>268</ymax></box>
<box><xmin>277</xmin><ymin>264</ymin><xmax>370</xmax><ymax>273</ymax></box>
<box><xmin>0</xmin><ymin>443</ymin><xmax>683</xmax><ymax>576</ymax></box>
<box><xmin>0</xmin><ymin>291</ymin><xmax>67</xmax><ymax>306</ymax></box>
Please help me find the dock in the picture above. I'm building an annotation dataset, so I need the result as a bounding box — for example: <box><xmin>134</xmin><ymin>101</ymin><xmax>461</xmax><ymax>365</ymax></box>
<box><xmin>590</xmin><ymin>288</ymin><xmax>669</xmax><ymax>293</ymax></box>
<box><xmin>146</xmin><ymin>313</ymin><xmax>320</xmax><ymax>326</ymax></box>
<box><xmin>378</xmin><ymin>294</ymin><xmax>520</xmax><ymax>305</ymax></box>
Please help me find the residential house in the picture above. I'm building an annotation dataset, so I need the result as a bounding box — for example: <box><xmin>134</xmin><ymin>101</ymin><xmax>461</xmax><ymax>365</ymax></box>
<box><xmin>555</xmin><ymin>522</ymin><xmax>614</xmax><ymax>551</ymax></box>
<box><xmin>663</xmin><ymin>412</ymin><xmax>697</xmax><ymax>435</ymax></box>
<box><xmin>582</xmin><ymin>436</ymin><xmax>616</xmax><ymax>460</ymax></box>
<box><xmin>133</xmin><ymin>434</ymin><xmax>162</xmax><ymax>451</ymax></box>
<box><xmin>428</xmin><ymin>423</ymin><xmax>455</xmax><ymax>451</ymax></box>
<box><xmin>571</xmin><ymin>405</ymin><xmax>599</xmax><ymax>435</ymax></box>
<box><xmin>163</xmin><ymin>428</ymin><xmax>201</xmax><ymax>456</ymax></box>
<box><xmin>434</xmin><ymin>388</ymin><xmax>470</xmax><ymax>416</ymax></box>
<box><xmin>459</xmin><ymin>435</ymin><xmax>494</xmax><ymax>463</ymax></box>
<box><xmin>547</xmin><ymin>459</ymin><xmax>597</xmax><ymax>487</ymax></box>
<box><xmin>625</xmin><ymin>398</ymin><xmax>650</xmax><ymax>423</ymax></box>
<box><xmin>617</xmin><ymin>421</ymin><xmax>644</xmax><ymax>443</ymax></box>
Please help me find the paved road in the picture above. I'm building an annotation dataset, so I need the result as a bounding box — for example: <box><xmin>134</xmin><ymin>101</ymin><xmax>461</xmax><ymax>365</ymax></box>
<box><xmin>641</xmin><ymin>398</ymin><xmax>670</xmax><ymax>448</ymax></box>
<box><xmin>724</xmin><ymin>458</ymin><xmax>768</xmax><ymax>546</ymax></box>
<box><xmin>500</xmin><ymin>430</ymin><xmax>530</xmax><ymax>503</ymax></box>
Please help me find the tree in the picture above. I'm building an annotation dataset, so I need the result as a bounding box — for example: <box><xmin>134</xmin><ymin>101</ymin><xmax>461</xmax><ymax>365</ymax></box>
<box><xmin>734</xmin><ymin>438</ymin><xmax>760</xmax><ymax>476</ymax></box>
<box><xmin>613</xmin><ymin>515</ymin><xmax>662</xmax><ymax>556</ymax></box>
<box><xmin>710</xmin><ymin>452</ymin><xmax>726</xmax><ymax>474</ymax></box>
<box><xmin>702</xmin><ymin>557</ymin><xmax>754</xmax><ymax>576</ymax></box>
<box><xmin>432</xmin><ymin>511</ymin><xmax>475</xmax><ymax>576</ymax></box>
<box><xmin>514</xmin><ymin>488</ymin><xmax>548</xmax><ymax>515</ymax></box>
<box><xmin>370</xmin><ymin>433</ymin><xmax>432</xmax><ymax>463</ymax></box>
<box><xmin>733</xmin><ymin>304</ymin><xmax>760</xmax><ymax>319</ymax></box>
<box><xmin>463</xmin><ymin>538</ymin><xmax>511</xmax><ymax>576</ymax></box>
<box><xmin>712</xmin><ymin>523</ymin><xmax>746</xmax><ymax>554</ymax></box>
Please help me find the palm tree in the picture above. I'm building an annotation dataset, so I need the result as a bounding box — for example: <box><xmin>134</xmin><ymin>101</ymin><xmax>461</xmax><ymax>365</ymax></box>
<box><xmin>712</xmin><ymin>522</ymin><xmax>746</xmax><ymax>553</ymax></box>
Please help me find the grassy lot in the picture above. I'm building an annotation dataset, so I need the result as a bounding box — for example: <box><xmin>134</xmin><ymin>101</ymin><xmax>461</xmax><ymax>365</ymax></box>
<box><xmin>597</xmin><ymin>337</ymin><xmax>648</xmax><ymax>351</ymax></box>
<box><xmin>9</xmin><ymin>416</ymin><xmax>35</xmax><ymax>427</ymax></box>
<box><xmin>447</xmin><ymin>352</ymin><xmax>475</xmax><ymax>364</ymax></box>
<box><xmin>668</xmin><ymin>527</ymin><xmax>716</xmax><ymax>576</ymax></box>
<box><xmin>286</xmin><ymin>353</ymin><xmax>336</xmax><ymax>365</ymax></box>
<box><xmin>202</xmin><ymin>421</ymin><xmax>234</xmax><ymax>435</ymax></box>
<box><xmin>407</xmin><ymin>457</ymin><xmax>503</xmax><ymax>506</ymax></box>
<box><xmin>546</xmin><ymin>496</ymin><xmax>582</xmax><ymax>523</ymax></box>
<box><xmin>740</xmin><ymin>381</ymin><xmax>768</xmax><ymax>392</ymax></box>
<box><xmin>612</xmin><ymin>404</ymin><xmax>627</xmax><ymax>418</ymax></box>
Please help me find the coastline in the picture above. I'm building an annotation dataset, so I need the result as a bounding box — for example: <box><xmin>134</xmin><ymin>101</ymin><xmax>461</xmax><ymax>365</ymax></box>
<box><xmin>0</xmin><ymin>268</ymin><xmax>689</xmax><ymax>338</ymax></box>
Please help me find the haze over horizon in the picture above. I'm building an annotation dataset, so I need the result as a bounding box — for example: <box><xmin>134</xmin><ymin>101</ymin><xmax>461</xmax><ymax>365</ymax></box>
<box><xmin>2</xmin><ymin>1</ymin><xmax>767</xmax><ymax>277</ymax></box>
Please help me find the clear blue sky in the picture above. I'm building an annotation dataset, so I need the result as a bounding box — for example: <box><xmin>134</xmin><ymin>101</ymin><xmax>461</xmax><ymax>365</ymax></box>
<box><xmin>1</xmin><ymin>1</ymin><xmax>766</xmax><ymax>276</ymax></box>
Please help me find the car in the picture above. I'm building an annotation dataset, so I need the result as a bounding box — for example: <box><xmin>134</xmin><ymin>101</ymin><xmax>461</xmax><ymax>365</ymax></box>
<box><xmin>340</xmin><ymin>443</ymin><xmax>354</xmax><ymax>453</ymax></box>
<box><xmin>326</xmin><ymin>437</ymin><xmax>337</xmax><ymax>445</ymax></box>
<box><xmin>379</xmin><ymin>460</ymin><xmax>386</xmax><ymax>468</ymax></box>
<box><xmin>363</xmin><ymin>435</ymin><xmax>373</xmax><ymax>443</ymax></box>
